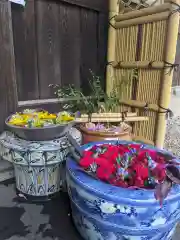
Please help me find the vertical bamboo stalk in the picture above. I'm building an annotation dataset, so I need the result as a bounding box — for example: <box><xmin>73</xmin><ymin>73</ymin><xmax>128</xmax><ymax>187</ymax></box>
<box><xmin>155</xmin><ymin>0</ymin><xmax>180</xmax><ymax>148</ymax></box>
<box><xmin>106</xmin><ymin>0</ymin><xmax>120</xmax><ymax>94</ymax></box>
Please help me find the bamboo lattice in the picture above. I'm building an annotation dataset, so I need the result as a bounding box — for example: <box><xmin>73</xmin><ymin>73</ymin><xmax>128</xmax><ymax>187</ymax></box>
<box><xmin>107</xmin><ymin>0</ymin><xmax>180</xmax><ymax>147</ymax></box>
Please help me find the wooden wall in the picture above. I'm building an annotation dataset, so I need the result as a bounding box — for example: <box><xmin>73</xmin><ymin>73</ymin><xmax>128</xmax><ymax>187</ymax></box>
<box><xmin>11</xmin><ymin>0</ymin><xmax>108</xmax><ymax>101</ymax></box>
<box><xmin>0</xmin><ymin>0</ymin><xmax>108</xmax><ymax>132</ymax></box>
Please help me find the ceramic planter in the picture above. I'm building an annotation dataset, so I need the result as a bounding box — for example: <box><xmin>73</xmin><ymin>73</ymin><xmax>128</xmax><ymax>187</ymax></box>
<box><xmin>0</xmin><ymin>128</ymin><xmax>81</xmax><ymax>201</ymax></box>
<box><xmin>66</xmin><ymin>140</ymin><xmax>180</xmax><ymax>240</ymax></box>
<box><xmin>80</xmin><ymin>125</ymin><xmax>132</xmax><ymax>144</ymax></box>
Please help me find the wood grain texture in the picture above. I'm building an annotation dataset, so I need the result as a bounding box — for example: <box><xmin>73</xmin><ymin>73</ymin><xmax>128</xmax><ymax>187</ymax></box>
<box><xmin>11</xmin><ymin>1</ymin><xmax>39</xmax><ymax>101</ymax></box>
<box><xmin>57</xmin><ymin>0</ymin><xmax>108</xmax><ymax>12</ymax></box>
<box><xmin>97</xmin><ymin>12</ymin><xmax>108</xmax><ymax>85</ymax></box>
<box><xmin>36</xmin><ymin>0</ymin><xmax>61</xmax><ymax>99</ymax></box>
<box><xmin>0</xmin><ymin>1</ymin><xmax>17</xmax><ymax>132</ymax></box>
<box><xmin>59</xmin><ymin>2</ymin><xmax>81</xmax><ymax>87</ymax></box>
<box><xmin>80</xmin><ymin>8</ymin><xmax>98</xmax><ymax>94</ymax></box>
<box><xmin>9</xmin><ymin>0</ymin><xmax>108</xmax><ymax>110</ymax></box>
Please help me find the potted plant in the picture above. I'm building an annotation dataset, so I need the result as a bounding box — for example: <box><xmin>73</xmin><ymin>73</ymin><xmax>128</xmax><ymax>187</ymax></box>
<box><xmin>50</xmin><ymin>70</ymin><xmax>136</xmax><ymax>144</ymax></box>
<box><xmin>66</xmin><ymin>137</ymin><xmax>180</xmax><ymax>240</ymax></box>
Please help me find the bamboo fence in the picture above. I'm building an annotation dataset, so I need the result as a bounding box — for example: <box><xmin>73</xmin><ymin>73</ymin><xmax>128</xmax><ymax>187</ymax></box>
<box><xmin>106</xmin><ymin>0</ymin><xmax>180</xmax><ymax>147</ymax></box>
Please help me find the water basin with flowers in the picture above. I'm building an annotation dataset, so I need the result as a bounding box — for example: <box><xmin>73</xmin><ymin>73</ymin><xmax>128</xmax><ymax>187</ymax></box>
<box><xmin>66</xmin><ymin>140</ymin><xmax>180</xmax><ymax>240</ymax></box>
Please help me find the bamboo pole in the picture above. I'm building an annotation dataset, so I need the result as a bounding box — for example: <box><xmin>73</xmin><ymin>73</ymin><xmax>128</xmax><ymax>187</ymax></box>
<box><xmin>110</xmin><ymin>60</ymin><xmax>167</xmax><ymax>69</ymax></box>
<box><xmin>115</xmin><ymin>11</ymin><xmax>169</xmax><ymax>29</ymax></box>
<box><xmin>81</xmin><ymin>112</ymin><xmax>137</xmax><ymax>118</ymax></box>
<box><xmin>155</xmin><ymin>0</ymin><xmax>180</xmax><ymax>148</ymax></box>
<box><xmin>106</xmin><ymin>0</ymin><xmax>120</xmax><ymax>95</ymax></box>
<box><xmin>115</xmin><ymin>3</ymin><xmax>171</xmax><ymax>22</ymax></box>
<box><xmin>75</xmin><ymin>116</ymin><xmax>148</xmax><ymax>123</ymax></box>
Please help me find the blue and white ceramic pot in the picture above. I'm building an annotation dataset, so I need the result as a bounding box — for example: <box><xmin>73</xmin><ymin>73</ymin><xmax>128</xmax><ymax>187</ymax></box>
<box><xmin>0</xmin><ymin>128</ymin><xmax>81</xmax><ymax>200</ymax></box>
<box><xmin>66</xmin><ymin>140</ymin><xmax>180</xmax><ymax>240</ymax></box>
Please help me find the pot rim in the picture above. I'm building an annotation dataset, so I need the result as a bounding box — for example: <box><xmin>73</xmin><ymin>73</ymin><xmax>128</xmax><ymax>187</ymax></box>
<box><xmin>79</xmin><ymin>125</ymin><xmax>131</xmax><ymax>137</ymax></box>
<box><xmin>67</xmin><ymin>140</ymin><xmax>180</xmax><ymax>206</ymax></box>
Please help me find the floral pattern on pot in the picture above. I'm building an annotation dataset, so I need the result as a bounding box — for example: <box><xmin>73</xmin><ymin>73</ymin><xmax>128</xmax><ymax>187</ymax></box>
<box><xmin>0</xmin><ymin>128</ymin><xmax>81</xmax><ymax>165</ymax></box>
<box><xmin>71</xmin><ymin>200</ymin><xmax>177</xmax><ymax>240</ymax></box>
<box><xmin>0</xmin><ymin>128</ymin><xmax>82</xmax><ymax>196</ymax></box>
<box><xmin>66</xmin><ymin>140</ymin><xmax>180</xmax><ymax>240</ymax></box>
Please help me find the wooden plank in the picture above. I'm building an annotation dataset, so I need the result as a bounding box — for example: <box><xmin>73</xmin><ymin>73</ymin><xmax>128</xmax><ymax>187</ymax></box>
<box><xmin>80</xmin><ymin>8</ymin><xmax>98</xmax><ymax>94</ymax></box>
<box><xmin>36</xmin><ymin>0</ymin><xmax>61</xmax><ymax>99</ymax></box>
<box><xmin>75</xmin><ymin>116</ymin><xmax>149</xmax><ymax>123</ymax></box>
<box><xmin>59</xmin><ymin>2</ymin><xmax>81</xmax><ymax>87</ymax></box>
<box><xmin>57</xmin><ymin>0</ymin><xmax>108</xmax><ymax>13</ymax></box>
<box><xmin>11</xmin><ymin>0</ymin><xmax>39</xmax><ymax>101</ymax></box>
<box><xmin>97</xmin><ymin>12</ymin><xmax>108</xmax><ymax>82</ymax></box>
<box><xmin>0</xmin><ymin>1</ymin><xmax>18</xmax><ymax>132</ymax></box>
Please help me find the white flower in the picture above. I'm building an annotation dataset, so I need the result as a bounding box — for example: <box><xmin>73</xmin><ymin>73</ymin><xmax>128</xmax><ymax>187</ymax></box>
<box><xmin>99</xmin><ymin>202</ymin><xmax>116</xmax><ymax>214</ymax></box>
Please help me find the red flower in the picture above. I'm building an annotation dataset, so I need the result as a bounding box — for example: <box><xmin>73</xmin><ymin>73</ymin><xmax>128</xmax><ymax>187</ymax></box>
<box><xmin>83</xmin><ymin>150</ymin><xmax>94</xmax><ymax>158</ymax></box>
<box><xmin>101</xmin><ymin>147</ymin><xmax>119</xmax><ymax>163</ymax></box>
<box><xmin>132</xmin><ymin>164</ymin><xmax>149</xmax><ymax>180</ymax></box>
<box><xmin>96</xmin><ymin>158</ymin><xmax>116</xmax><ymax>181</ymax></box>
<box><xmin>134</xmin><ymin>177</ymin><xmax>145</xmax><ymax>188</ymax></box>
<box><xmin>128</xmin><ymin>144</ymin><xmax>142</xmax><ymax>150</ymax></box>
<box><xmin>117</xmin><ymin>145</ymin><xmax>130</xmax><ymax>155</ymax></box>
<box><xmin>79</xmin><ymin>144</ymin><xmax>169</xmax><ymax>194</ymax></box>
<box><xmin>80</xmin><ymin>156</ymin><xmax>94</xmax><ymax>168</ymax></box>
<box><xmin>137</xmin><ymin>149</ymin><xmax>157</xmax><ymax>162</ymax></box>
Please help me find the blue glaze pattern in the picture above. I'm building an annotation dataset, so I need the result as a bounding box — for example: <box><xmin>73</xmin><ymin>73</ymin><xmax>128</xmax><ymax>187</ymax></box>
<box><xmin>66</xmin><ymin>140</ymin><xmax>180</xmax><ymax>240</ymax></box>
<box><xmin>0</xmin><ymin>128</ymin><xmax>82</xmax><ymax>197</ymax></box>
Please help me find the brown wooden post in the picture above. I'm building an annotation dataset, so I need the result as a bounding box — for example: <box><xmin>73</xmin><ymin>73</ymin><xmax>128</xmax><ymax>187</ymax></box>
<box><xmin>0</xmin><ymin>0</ymin><xmax>17</xmax><ymax>132</ymax></box>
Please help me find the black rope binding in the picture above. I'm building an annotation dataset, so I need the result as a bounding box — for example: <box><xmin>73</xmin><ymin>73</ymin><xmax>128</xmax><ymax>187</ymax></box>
<box><xmin>144</xmin><ymin>103</ymin><xmax>149</xmax><ymax>115</ymax></box>
<box><xmin>141</xmin><ymin>103</ymin><xmax>173</xmax><ymax>120</ymax></box>
<box><xmin>109</xmin><ymin>15</ymin><xmax>117</xmax><ymax>29</ymax></box>
<box><xmin>164</xmin><ymin>61</ymin><xmax>179</xmax><ymax>75</ymax></box>
<box><xmin>121</xmin><ymin>111</ymin><xmax>128</xmax><ymax>122</ymax></box>
<box><xmin>169</xmin><ymin>2</ymin><xmax>180</xmax><ymax>17</ymax></box>
<box><xmin>158</xmin><ymin>105</ymin><xmax>174</xmax><ymax>119</ymax></box>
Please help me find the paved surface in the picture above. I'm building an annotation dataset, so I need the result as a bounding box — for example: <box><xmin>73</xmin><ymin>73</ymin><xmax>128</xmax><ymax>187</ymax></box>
<box><xmin>0</xmin><ymin>179</ymin><xmax>179</xmax><ymax>240</ymax></box>
<box><xmin>169</xmin><ymin>94</ymin><xmax>180</xmax><ymax>116</ymax></box>
<box><xmin>0</xmin><ymin>179</ymin><xmax>82</xmax><ymax>240</ymax></box>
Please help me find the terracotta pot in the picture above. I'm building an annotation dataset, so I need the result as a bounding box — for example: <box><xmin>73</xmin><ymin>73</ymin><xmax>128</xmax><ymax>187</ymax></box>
<box><xmin>80</xmin><ymin>124</ymin><xmax>132</xmax><ymax>144</ymax></box>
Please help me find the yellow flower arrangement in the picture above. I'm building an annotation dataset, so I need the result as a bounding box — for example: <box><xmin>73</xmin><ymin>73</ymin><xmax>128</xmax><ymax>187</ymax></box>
<box><xmin>8</xmin><ymin>110</ymin><xmax>74</xmax><ymax>128</ymax></box>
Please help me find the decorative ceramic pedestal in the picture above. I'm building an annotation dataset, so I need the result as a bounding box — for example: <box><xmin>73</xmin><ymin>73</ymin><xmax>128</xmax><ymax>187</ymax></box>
<box><xmin>66</xmin><ymin>140</ymin><xmax>180</xmax><ymax>240</ymax></box>
<box><xmin>0</xmin><ymin>128</ymin><xmax>81</xmax><ymax>201</ymax></box>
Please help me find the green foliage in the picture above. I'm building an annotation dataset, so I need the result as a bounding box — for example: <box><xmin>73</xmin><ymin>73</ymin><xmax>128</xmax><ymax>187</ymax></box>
<box><xmin>49</xmin><ymin>69</ymin><xmax>138</xmax><ymax>120</ymax></box>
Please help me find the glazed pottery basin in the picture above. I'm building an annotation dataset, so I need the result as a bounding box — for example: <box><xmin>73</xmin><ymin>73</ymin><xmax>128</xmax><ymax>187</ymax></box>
<box><xmin>5</xmin><ymin>115</ymin><xmax>75</xmax><ymax>141</ymax></box>
<box><xmin>80</xmin><ymin>125</ymin><xmax>132</xmax><ymax>144</ymax></box>
<box><xmin>0</xmin><ymin>128</ymin><xmax>82</xmax><ymax>200</ymax></box>
<box><xmin>66</xmin><ymin>140</ymin><xmax>180</xmax><ymax>240</ymax></box>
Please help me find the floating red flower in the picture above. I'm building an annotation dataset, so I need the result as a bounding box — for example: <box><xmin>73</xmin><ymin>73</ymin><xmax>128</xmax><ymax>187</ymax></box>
<box><xmin>79</xmin><ymin>143</ymin><xmax>169</xmax><ymax>190</ymax></box>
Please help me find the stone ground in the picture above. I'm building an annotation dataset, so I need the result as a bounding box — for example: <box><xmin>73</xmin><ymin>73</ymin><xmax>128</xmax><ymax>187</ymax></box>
<box><xmin>0</xmin><ymin>179</ymin><xmax>82</xmax><ymax>240</ymax></box>
<box><xmin>169</xmin><ymin>94</ymin><xmax>180</xmax><ymax>116</ymax></box>
<box><xmin>0</xmin><ymin>93</ymin><xmax>179</xmax><ymax>240</ymax></box>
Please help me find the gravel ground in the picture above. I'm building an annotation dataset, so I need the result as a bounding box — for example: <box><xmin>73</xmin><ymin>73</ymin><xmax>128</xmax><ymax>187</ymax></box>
<box><xmin>164</xmin><ymin>93</ymin><xmax>180</xmax><ymax>239</ymax></box>
<box><xmin>169</xmin><ymin>94</ymin><xmax>180</xmax><ymax>116</ymax></box>
<box><xmin>164</xmin><ymin>94</ymin><xmax>180</xmax><ymax>156</ymax></box>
